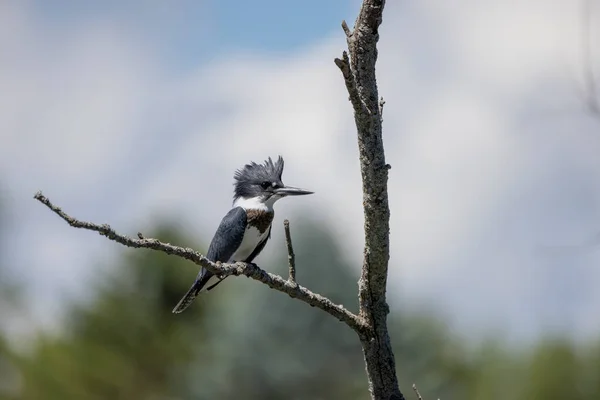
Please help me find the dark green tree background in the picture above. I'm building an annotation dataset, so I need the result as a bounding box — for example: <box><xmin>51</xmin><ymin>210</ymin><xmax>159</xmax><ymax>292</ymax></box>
<box><xmin>1</xmin><ymin>201</ymin><xmax>600</xmax><ymax>399</ymax></box>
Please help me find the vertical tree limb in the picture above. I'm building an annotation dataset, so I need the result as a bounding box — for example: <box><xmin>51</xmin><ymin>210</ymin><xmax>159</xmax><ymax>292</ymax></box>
<box><xmin>335</xmin><ymin>1</ymin><xmax>403</xmax><ymax>399</ymax></box>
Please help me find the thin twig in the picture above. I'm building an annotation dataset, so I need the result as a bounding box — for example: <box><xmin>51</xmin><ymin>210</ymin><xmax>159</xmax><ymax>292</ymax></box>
<box><xmin>283</xmin><ymin>219</ymin><xmax>296</xmax><ymax>284</ymax></box>
<box><xmin>412</xmin><ymin>384</ymin><xmax>423</xmax><ymax>400</ymax></box>
<box><xmin>33</xmin><ymin>191</ymin><xmax>367</xmax><ymax>333</ymax></box>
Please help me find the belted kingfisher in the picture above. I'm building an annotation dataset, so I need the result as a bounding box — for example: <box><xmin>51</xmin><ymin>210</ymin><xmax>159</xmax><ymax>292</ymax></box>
<box><xmin>172</xmin><ymin>156</ymin><xmax>313</xmax><ymax>313</ymax></box>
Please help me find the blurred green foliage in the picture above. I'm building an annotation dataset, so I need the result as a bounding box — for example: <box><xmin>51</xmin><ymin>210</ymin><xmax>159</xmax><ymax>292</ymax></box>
<box><xmin>0</xmin><ymin>210</ymin><xmax>599</xmax><ymax>399</ymax></box>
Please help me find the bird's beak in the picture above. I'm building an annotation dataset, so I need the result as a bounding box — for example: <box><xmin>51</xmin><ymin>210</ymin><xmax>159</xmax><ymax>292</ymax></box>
<box><xmin>274</xmin><ymin>186</ymin><xmax>314</xmax><ymax>196</ymax></box>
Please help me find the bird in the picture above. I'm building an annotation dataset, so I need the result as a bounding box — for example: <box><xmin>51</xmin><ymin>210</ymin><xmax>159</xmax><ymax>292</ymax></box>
<box><xmin>172</xmin><ymin>156</ymin><xmax>313</xmax><ymax>314</ymax></box>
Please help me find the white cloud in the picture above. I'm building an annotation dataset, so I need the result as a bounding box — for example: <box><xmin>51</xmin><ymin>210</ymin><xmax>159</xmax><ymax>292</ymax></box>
<box><xmin>0</xmin><ymin>1</ymin><xmax>163</xmax><ymax>332</ymax></box>
<box><xmin>3</xmin><ymin>0</ymin><xmax>600</xmax><ymax>340</ymax></box>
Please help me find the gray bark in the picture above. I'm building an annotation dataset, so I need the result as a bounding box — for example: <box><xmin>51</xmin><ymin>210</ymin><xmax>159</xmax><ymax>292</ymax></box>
<box><xmin>335</xmin><ymin>1</ymin><xmax>404</xmax><ymax>399</ymax></box>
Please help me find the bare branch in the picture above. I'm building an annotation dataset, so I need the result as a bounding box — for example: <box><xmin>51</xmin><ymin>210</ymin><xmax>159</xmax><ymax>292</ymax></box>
<box><xmin>283</xmin><ymin>219</ymin><xmax>297</xmax><ymax>285</ymax></box>
<box><xmin>334</xmin><ymin>51</ymin><xmax>365</xmax><ymax>113</ymax></box>
<box><xmin>33</xmin><ymin>191</ymin><xmax>366</xmax><ymax>333</ymax></box>
<box><xmin>412</xmin><ymin>384</ymin><xmax>423</xmax><ymax>400</ymax></box>
<box><xmin>336</xmin><ymin>1</ymin><xmax>403</xmax><ymax>399</ymax></box>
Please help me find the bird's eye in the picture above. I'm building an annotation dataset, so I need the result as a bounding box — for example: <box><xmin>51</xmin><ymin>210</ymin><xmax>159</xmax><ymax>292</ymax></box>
<box><xmin>260</xmin><ymin>181</ymin><xmax>271</xmax><ymax>189</ymax></box>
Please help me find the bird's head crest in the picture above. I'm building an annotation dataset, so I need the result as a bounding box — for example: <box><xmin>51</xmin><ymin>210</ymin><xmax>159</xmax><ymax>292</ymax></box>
<box><xmin>233</xmin><ymin>156</ymin><xmax>285</xmax><ymax>200</ymax></box>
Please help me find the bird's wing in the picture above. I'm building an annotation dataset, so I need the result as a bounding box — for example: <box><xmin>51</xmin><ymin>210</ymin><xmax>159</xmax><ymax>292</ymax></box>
<box><xmin>172</xmin><ymin>207</ymin><xmax>248</xmax><ymax>313</ymax></box>
<box><xmin>204</xmin><ymin>219</ymin><xmax>269</xmax><ymax>293</ymax></box>
<box><xmin>194</xmin><ymin>206</ymin><xmax>247</xmax><ymax>288</ymax></box>
<box><xmin>244</xmin><ymin>224</ymin><xmax>271</xmax><ymax>263</ymax></box>
<box><xmin>206</xmin><ymin>206</ymin><xmax>248</xmax><ymax>262</ymax></box>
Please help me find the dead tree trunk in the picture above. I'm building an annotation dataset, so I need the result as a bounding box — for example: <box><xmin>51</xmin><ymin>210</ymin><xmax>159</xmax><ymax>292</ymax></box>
<box><xmin>335</xmin><ymin>1</ymin><xmax>404</xmax><ymax>399</ymax></box>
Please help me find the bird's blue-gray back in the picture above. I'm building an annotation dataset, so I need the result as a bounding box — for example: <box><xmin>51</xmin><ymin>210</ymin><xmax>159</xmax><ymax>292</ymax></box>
<box><xmin>205</xmin><ymin>206</ymin><xmax>247</xmax><ymax>262</ymax></box>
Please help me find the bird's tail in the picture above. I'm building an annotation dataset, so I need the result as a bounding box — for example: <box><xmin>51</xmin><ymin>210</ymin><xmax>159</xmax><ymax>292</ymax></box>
<box><xmin>172</xmin><ymin>281</ymin><xmax>202</xmax><ymax>314</ymax></box>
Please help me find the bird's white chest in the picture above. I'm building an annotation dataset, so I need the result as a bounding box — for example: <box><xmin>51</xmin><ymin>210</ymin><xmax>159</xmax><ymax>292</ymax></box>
<box><xmin>230</xmin><ymin>225</ymin><xmax>270</xmax><ymax>262</ymax></box>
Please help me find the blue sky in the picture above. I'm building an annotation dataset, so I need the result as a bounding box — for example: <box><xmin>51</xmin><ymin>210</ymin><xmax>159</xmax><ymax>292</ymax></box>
<box><xmin>33</xmin><ymin>0</ymin><xmax>357</xmax><ymax>70</ymax></box>
<box><xmin>2</xmin><ymin>0</ymin><xmax>600</xmax><ymax>343</ymax></box>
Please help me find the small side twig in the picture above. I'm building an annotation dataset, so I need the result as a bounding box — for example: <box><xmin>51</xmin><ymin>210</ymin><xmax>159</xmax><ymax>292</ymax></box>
<box><xmin>341</xmin><ymin>20</ymin><xmax>352</xmax><ymax>38</ymax></box>
<box><xmin>412</xmin><ymin>384</ymin><xmax>423</xmax><ymax>400</ymax></box>
<box><xmin>334</xmin><ymin>51</ymin><xmax>367</xmax><ymax>114</ymax></box>
<box><xmin>283</xmin><ymin>219</ymin><xmax>296</xmax><ymax>284</ymax></box>
<box><xmin>379</xmin><ymin>96</ymin><xmax>386</xmax><ymax>121</ymax></box>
